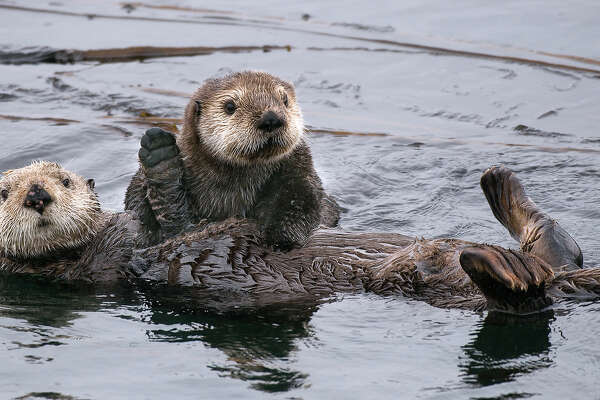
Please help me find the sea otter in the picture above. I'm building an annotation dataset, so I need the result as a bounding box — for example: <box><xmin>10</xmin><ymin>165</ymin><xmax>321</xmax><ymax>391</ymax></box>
<box><xmin>0</xmin><ymin>161</ymin><xmax>141</xmax><ymax>281</ymax></box>
<box><xmin>1</xmin><ymin>162</ymin><xmax>597</xmax><ymax>313</ymax></box>
<box><xmin>125</xmin><ymin>71</ymin><xmax>340</xmax><ymax>249</ymax></box>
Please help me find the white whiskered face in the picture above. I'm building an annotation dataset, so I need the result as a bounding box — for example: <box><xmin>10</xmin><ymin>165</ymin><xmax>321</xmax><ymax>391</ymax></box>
<box><xmin>0</xmin><ymin>161</ymin><xmax>101</xmax><ymax>258</ymax></box>
<box><xmin>195</xmin><ymin>71</ymin><xmax>304</xmax><ymax>166</ymax></box>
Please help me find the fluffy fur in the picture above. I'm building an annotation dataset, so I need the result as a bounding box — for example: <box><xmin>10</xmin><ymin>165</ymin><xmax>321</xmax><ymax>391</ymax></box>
<box><xmin>187</xmin><ymin>71</ymin><xmax>304</xmax><ymax>166</ymax></box>
<box><xmin>2</xmin><ymin>163</ymin><xmax>600</xmax><ymax>311</ymax></box>
<box><xmin>0</xmin><ymin>161</ymin><xmax>101</xmax><ymax>258</ymax></box>
<box><xmin>125</xmin><ymin>71</ymin><xmax>340</xmax><ymax>248</ymax></box>
<box><xmin>178</xmin><ymin>71</ymin><xmax>310</xmax><ymax>220</ymax></box>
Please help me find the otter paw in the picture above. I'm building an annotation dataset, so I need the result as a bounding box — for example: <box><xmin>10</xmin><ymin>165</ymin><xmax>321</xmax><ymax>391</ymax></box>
<box><xmin>139</xmin><ymin>127</ymin><xmax>179</xmax><ymax>168</ymax></box>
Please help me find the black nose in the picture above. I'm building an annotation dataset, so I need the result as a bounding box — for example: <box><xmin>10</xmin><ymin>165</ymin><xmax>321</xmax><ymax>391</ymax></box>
<box><xmin>23</xmin><ymin>184</ymin><xmax>52</xmax><ymax>214</ymax></box>
<box><xmin>256</xmin><ymin>111</ymin><xmax>284</xmax><ymax>133</ymax></box>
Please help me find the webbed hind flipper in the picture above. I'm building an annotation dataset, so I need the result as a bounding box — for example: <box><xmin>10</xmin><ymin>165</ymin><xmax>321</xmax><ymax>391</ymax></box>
<box><xmin>480</xmin><ymin>166</ymin><xmax>582</xmax><ymax>270</ymax></box>
<box><xmin>459</xmin><ymin>245</ymin><xmax>554</xmax><ymax>313</ymax></box>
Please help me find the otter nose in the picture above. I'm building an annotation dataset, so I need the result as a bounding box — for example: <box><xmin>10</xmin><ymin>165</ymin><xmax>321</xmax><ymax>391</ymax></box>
<box><xmin>24</xmin><ymin>184</ymin><xmax>52</xmax><ymax>214</ymax></box>
<box><xmin>256</xmin><ymin>111</ymin><xmax>284</xmax><ymax>133</ymax></box>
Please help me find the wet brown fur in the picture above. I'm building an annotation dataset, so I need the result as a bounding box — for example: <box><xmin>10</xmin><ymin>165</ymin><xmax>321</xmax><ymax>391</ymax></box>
<box><xmin>2</xmin><ymin>206</ymin><xmax>599</xmax><ymax>310</ymax></box>
<box><xmin>0</xmin><ymin>162</ymin><xmax>141</xmax><ymax>282</ymax></box>
<box><xmin>121</xmin><ymin>161</ymin><xmax>600</xmax><ymax>311</ymax></box>
<box><xmin>129</xmin><ymin>218</ymin><xmax>600</xmax><ymax>311</ymax></box>
<box><xmin>125</xmin><ymin>71</ymin><xmax>340</xmax><ymax>249</ymax></box>
<box><xmin>480</xmin><ymin>166</ymin><xmax>583</xmax><ymax>269</ymax></box>
<box><xmin>3</xmin><ymin>163</ymin><xmax>600</xmax><ymax>311</ymax></box>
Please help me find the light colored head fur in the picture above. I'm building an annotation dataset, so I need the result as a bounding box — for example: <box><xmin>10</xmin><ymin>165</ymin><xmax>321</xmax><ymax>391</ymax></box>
<box><xmin>181</xmin><ymin>71</ymin><xmax>304</xmax><ymax>166</ymax></box>
<box><xmin>0</xmin><ymin>161</ymin><xmax>101</xmax><ymax>258</ymax></box>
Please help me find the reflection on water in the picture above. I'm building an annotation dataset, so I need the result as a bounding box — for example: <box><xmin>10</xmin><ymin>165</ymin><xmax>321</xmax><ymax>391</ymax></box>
<box><xmin>0</xmin><ymin>272</ymin><xmax>100</xmax><ymax>328</ymax></box>
<box><xmin>146</xmin><ymin>302</ymin><xmax>317</xmax><ymax>392</ymax></box>
<box><xmin>0</xmin><ymin>273</ymin><xmax>318</xmax><ymax>392</ymax></box>
<box><xmin>142</xmin><ymin>286</ymin><xmax>321</xmax><ymax>392</ymax></box>
<box><xmin>460</xmin><ymin>311</ymin><xmax>554</xmax><ymax>387</ymax></box>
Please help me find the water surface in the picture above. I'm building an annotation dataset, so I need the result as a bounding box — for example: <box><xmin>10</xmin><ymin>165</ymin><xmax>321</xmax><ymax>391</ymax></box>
<box><xmin>0</xmin><ymin>1</ymin><xmax>599</xmax><ymax>399</ymax></box>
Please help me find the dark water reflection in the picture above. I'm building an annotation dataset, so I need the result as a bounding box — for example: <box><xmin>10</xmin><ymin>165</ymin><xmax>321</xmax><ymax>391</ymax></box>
<box><xmin>3</xmin><ymin>272</ymin><xmax>559</xmax><ymax>396</ymax></box>
<box><xmin>460</xmin><ymin>311</ymin><xmax>554</xmax><ymax>388</ymax></box>
<box><xmin>0</xmin><ymin>273</ymin><xmax>102</xmax><ymax>329</ymax></box>
<box><xmin>0</xmin><ymin>273</ymin><xmax>318</xmax><ymax>393</ymax></box>
<box><xmin>142</xmin><ymin>288</ymin><xmax>319</xmax><ymax>392</ymax></box>
<box><xmin>148</xmin><ymin>309</ymin><xmax>314</xmax><ymax>392</ymax></box>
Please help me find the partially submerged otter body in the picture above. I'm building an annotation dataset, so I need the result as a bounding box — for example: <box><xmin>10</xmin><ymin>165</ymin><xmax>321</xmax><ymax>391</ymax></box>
<box><xmin>125</xmin><ymin>71</ymin><xmax>339</xmax><ymax>249</ymax></box>
<box><xmin>0</xmin><ymin>162</ymin><xmax>141</xmax><ymax>282</ymax></box>
<box><xmin>131</xmin><ymin>219</ymin><xmax>582</xmax><ymax>313</ymax></box>
<box><xmin>131</xmin><ymin>220</ymin><xmax>489</xmax><ymax>309</ymax></box>
<box><xmin>1</xmin><ymin>162</ymin><xmax>598</xmax><ymax>313</ymax></box>
<box><xmin>125</xmin><ymin>161</ymin><xmax>597</xmax><ymax>313</ymax></box>
<box><xmin>1</xmin><ymin>212</ymin><xmax>140</xmax><ymax>282</ymax></box>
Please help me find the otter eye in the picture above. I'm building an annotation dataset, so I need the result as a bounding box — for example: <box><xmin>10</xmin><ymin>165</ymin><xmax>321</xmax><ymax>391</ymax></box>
<box><xmin>224</xmin><ymin>101</ymin><xmax>236</xmax><ymax>115</ymax></box>
<box><xmin>62</xmin><ymin>178</ymin><xmax>70</xmax><ymax>187</ymax></box>
<box><xmin>1</xmin><ymin>189</ymin><xmax>8</xmax><ymax>200</ymax></box>
<box><xmin>282</xmin><ymin>92</ymin><xmax>289</xmax><ymax>107</ymax></box>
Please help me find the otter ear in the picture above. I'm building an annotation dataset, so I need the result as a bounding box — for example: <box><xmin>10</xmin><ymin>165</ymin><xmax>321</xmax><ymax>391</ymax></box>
<box><xmin>86</xmin><ymin>179</ymin><xmax>95</xmax><ymax>190</ymax></box>
<box><xmin>281</xmin><ymin>81</ymin><xmax>295</xmax><ymax>95</ymax></box>
<box><xmin>194</xmin><ymin>100</ymin><xmax>201</xmax><ymax>116</ymax></box>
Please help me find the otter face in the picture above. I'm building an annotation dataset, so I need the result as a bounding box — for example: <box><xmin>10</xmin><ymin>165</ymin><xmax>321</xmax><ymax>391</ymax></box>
<box><xmin>0</xmin><ymin>161</ymin><xmax>101</xmax><ymax>258</ymax></box>
<box><xmin>192</xmin><ymin>71</ymin><xmax>304</xmax><ymax>165</ymax></box>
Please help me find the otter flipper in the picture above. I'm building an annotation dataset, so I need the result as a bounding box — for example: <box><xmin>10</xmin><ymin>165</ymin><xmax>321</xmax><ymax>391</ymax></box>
<box><xmin>480</xmin><ymin>166</ymin><xmax>583</xmax><ymax>270</ymax></box>
<box><xmin>459</xmin><ymin>245</ymin><xmax>554</xmax><ymax>313</ymax></box>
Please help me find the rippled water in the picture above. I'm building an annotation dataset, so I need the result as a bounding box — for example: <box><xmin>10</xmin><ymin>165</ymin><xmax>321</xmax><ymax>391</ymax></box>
<box><xmin>1</xmin><ymin>1</ymin><xmax>599</xmax><ymax>399</ymax></box>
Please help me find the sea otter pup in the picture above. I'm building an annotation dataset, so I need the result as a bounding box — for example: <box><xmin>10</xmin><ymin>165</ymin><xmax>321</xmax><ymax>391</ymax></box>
<box><xmin>3</xmin><ymin>162</ymin><xmax>598</xmax><ymax>313</ymax></box>
<box><xmin>0</xmin><ymin>161</ymin><xmax>141</xmax><ymax>282</ymax></box>
<box><xmin>125</xmin><ymin>71</ymin><xmax>340</xmax><ymax>249</ymax></box>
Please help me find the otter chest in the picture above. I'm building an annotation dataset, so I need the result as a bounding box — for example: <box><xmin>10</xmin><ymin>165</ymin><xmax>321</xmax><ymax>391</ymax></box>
<box><xmin>206</xmin><ymin>184</ymin><xmax>259</xmax><ymax>218</ymax></box>
<box><xmin>186</xmin><ymin>167</ymin><xmax>273</xmax><ymax>220</ymax></box>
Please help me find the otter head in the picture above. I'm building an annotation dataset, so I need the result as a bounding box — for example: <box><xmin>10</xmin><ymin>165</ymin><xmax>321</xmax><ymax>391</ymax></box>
<box><xmin>183</xmin><ymin>71</ymin><xmax>304</xmax><ymax>166</ymax></box>
<box><xmin>0</xmin><ymin>161</ymin><xmax>101</xmax><ymax>259</ymax></box>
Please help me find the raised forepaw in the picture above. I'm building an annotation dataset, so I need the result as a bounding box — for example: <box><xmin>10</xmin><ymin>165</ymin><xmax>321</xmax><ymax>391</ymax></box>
<box><xmin>459</xmin><ymin>245</ymin><xmax>554</xmax><ymax>313</ymax></box>
<box><xmin>139</xmin><ymin>127</ymin><xmax>179</xmax><ymax>168</ymax></box>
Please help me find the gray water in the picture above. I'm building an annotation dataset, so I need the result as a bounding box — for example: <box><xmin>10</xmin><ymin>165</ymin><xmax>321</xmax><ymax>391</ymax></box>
<box><xmin>0</xmin><ymin>1</ymin><xmax>599</xmax><ymax>399</ymax></box>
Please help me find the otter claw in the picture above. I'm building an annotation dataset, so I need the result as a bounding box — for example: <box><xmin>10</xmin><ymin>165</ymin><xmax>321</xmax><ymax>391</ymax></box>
<box><xmin>139</xmin><ymin>128</ymin><xmax>179</xmax><ymax>168</ymax></box>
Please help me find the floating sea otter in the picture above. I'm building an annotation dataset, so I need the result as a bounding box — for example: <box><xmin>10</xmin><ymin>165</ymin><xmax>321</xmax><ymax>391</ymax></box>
<box><xmin>0</xmin><ymin>161</ymin><xmax>141</xmax><ymax>281</ymax></box>
<box><xmin>0</xmin><ymin>161</ymin><xmax>597</xmax><ymax>313</ymax></box>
